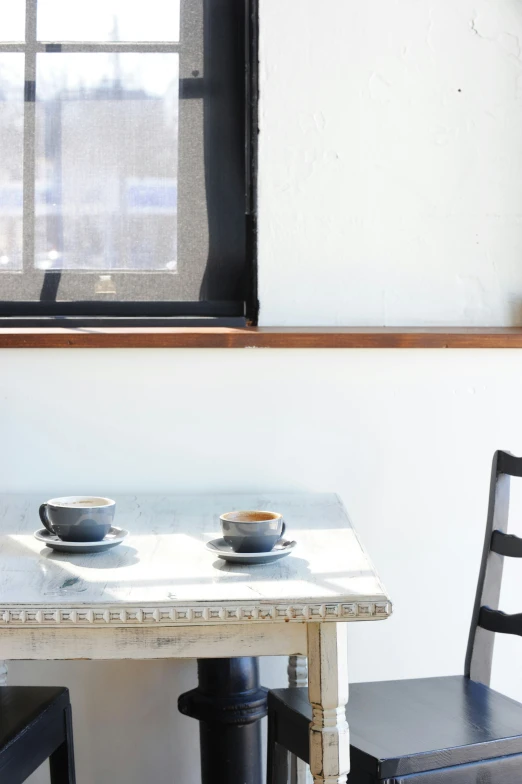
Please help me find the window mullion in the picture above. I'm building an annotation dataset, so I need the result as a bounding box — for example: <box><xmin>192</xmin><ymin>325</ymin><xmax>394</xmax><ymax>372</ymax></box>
<box><xmin>22</xmin><ymin>0</ymin><xmax>38</xmax><ymax>279</ymax></box>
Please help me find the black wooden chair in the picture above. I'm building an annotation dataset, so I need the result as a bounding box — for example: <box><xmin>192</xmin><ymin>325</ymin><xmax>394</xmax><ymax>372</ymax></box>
<box><xmin>0</xmin><ymin>686</ymin><xmax>75</xmax><ymax>783</ymax></box>
<box><xmin>267</xmin><ymin>450</ymin><xmax>522</xmax><ymax>784</ymax></box>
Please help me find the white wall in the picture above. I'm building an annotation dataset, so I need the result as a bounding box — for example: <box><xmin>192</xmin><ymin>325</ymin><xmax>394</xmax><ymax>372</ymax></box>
<box><xmin>258</xmin><ymin>0</ymin><xmax>522</xmax><ymax>326</ymax></box>
<box><xmin>3</xmin><ymin>1</ymin><xmax>522</xmax><ymax>782</ymax></box>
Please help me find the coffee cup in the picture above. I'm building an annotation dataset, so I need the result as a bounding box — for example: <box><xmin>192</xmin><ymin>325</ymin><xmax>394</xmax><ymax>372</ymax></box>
<box><xmin>39</xmin><ymin>497</ymin><xmax>116</xmax><ymax>542</ymax></box>
<box><xmin>220</xmin><ymin>511</ymin><xmax>285</xmax><ymax>553</ymax></box>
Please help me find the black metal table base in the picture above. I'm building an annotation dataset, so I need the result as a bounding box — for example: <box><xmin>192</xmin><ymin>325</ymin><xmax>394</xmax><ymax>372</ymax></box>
<box><xmin>178</xmin><ymin>657</ymin><xmax>268</xmax><ymax>784</ymax></box>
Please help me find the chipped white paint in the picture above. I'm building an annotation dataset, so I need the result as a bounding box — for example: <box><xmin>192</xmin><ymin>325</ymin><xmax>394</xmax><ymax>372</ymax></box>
<box><xmin>308</xmin><ymin>623</ymin><xmax>350</xmax><ymax>784</ymax></box>
<box><xmin>0</xmin><ymin>494</ymin><xmax>390</xmax><ymax>627</ymax></box>
<box><xmin>0</xmin><ymin>661</ymin><xmax>7</xmax><ymax>687</ymax></box>
<box><xmin>0</xmin><ymin>492</ymin><xmax>389</xmax><ymax>784</ymax></box>
<box><xmin>0</xmin><ymin>624</ymin><xmax>308</xmax><ymax>661</ymax></box>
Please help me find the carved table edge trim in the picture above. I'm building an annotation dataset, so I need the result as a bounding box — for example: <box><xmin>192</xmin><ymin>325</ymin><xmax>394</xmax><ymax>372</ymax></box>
<box><xmin>0</xmin><ymin>600</ymin><xmax>392</xmax><ymax>627</ymax></box>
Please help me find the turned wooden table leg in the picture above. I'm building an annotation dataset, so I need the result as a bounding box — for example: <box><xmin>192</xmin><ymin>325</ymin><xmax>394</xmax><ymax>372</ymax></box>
<box><xmin>288</xmin><ymin>655</ymin><xmax>308</xmax><ymax>690</ymax></box>
<box><xmin>0</xmin><ymin>661</ymin><xmax>7</xmax><ymax>687</ymax></box>
<box><xmin>288</xmin><ymin>656</ymin><xmax>312</xmax><ymax>784</ymax></box>
<box><xmin>307</xmin><ymin>624</ymin><xmax>349</xmax><ymax>784</ymax></box>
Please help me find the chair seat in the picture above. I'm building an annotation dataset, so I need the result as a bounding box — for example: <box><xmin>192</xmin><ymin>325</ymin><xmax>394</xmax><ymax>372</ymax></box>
<box><xmin>0</xmin><ymin>687</ymin><xmax>70</xmax><ymax>751</ymax></box>
<box><xmin>269</xmin><ymin>675</ymin><xmax>522</xmax><ymax>780</ymax></box>
<box><xmin>0</xmin><ymin>686</ymin><xmax>74</xmax><ymax>784</ymax></box>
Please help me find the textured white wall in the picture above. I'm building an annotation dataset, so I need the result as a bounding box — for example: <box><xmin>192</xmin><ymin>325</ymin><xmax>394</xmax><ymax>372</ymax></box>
<box><xmin>3</xmin><ymin>0</ymin><xmax>522</xmax><ymax>782</ymax></box>
<box><xmin>258</xmin><ymin>0</ymin><xmax>522</xmax><ymax>326</ymax></box>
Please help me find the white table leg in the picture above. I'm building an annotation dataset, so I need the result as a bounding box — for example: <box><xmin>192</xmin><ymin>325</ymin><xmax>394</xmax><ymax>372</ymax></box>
<box><xmin>288</xmin><ymin>655</ymin><xmax>308</xmax><ymax>689</ymax></box>
<box><xmin>288</xmin><ymin>656</ymin><xmax>313</xmax><ymax>784</ymax></box>
<box><xmin>0</xmin><ymin>661</ymin><xmax>8</xmax><ymax>686</ymax></box>
<box><xmin>307</xmin><ymin>623</ymin><xmax>349</xmax><ymax>784</ymax></box>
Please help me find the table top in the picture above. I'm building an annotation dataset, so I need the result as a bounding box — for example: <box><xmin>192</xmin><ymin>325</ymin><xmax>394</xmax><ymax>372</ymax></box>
<box><xmin>0</xmin><ymin>493</ymin><xmax>391</xmax><ymax>628</ymax></box>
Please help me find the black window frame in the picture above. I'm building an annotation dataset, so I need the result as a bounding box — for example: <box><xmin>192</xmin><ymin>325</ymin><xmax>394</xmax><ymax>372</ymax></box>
<box><xmin>0</xmin><ymin>0</ymin><xmax>258</xmax><ymax>328</ymax></box>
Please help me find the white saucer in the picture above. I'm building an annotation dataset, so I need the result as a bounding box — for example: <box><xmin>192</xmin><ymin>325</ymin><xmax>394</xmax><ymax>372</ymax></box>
<box><xmin>34</xmin><ymin>527</ymin><xmax>128</xmax><ymax>554</ymax></box>
<box><xmin>206</xmin><ymin>537</ymin><xmax>296</xmax><ymax>564</ymax></box>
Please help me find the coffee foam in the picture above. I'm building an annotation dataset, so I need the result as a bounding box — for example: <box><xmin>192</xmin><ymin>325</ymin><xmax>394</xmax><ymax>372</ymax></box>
<box><xmin>50</xmin><ymin>497</ymin><xmax>113</xmax><ymax>508</ymax></box>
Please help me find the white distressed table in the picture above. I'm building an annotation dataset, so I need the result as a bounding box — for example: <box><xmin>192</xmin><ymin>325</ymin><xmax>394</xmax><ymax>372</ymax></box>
<box><xmin>0</xmin><ymin>493</ymin><xmax>391</xmax><ymax>784</ymax></box>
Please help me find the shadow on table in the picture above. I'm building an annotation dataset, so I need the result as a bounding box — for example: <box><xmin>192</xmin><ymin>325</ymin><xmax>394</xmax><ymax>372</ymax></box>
<box><xmin>38</xmin><ymin>545</ymin><xmax>376</xmax><ymax>597</ymax></box>
<box><xmin>210</xmin><ymin>554</ymin><xmax>311</xmax><ymax>577</ymax></box>
<box><xmin>10</xmin><ymin>536</ymin><xmax>378</xmax><ymax>601</ymax></box>
<box><xmin>42</xmin><ymin>545</ymin><xmax>140</xmax><ymax>569</ymax></box>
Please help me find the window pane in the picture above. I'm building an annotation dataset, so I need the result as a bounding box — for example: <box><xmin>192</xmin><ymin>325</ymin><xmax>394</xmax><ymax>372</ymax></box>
<box><xmin>0</xmin><ymin>55</ymin><xmax>24</xmax><ymax>272</ymax></box>
<box><xmin>38</xmin><ymin>0</ymin><xmax>180</xmax><ymax>42</ymax></box>
<box><xmin>35</xmin><ymin>53</ymin><xmax>179</xmax><ymax>272</ymax></box>
<box><xmin>0</xmin><ymin>2</ymin><xmax>25</xmax><ymax>41</ymax></box>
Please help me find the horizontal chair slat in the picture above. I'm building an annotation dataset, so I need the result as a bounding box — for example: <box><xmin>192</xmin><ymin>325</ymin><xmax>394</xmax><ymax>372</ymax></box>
<box><xmin>478</xmin><ymin>607</ymin><xmax>522</xmax><ymax>637</ymax></box>
<box><xmin>496</xmin><ymin>451</ymin><xmax>522</xmax><ymax>477</ymax></box>
<box><xmin>491</xmin><ymin>530</ymin><xmax>522</xmax><ymax>558</ymax></box>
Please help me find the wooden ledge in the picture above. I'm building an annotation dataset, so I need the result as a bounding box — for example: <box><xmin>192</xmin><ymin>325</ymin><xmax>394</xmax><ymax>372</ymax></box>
<box><xmin>2</xmin><ymin>326</ymin><xmax>522</xmax><ymax>348</ymax></box>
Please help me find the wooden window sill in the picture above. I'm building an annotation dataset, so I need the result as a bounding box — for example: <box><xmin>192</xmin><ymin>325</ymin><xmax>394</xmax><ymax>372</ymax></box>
<box><xmin>2</xmin><ymin>326</ymin><xmax>522</xmax><ymax>348</ymax></box>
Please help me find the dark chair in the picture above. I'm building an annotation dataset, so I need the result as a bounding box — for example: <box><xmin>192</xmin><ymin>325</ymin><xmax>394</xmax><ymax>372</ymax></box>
<box><xmin>267</xmin><ymin>450</ymin><xmax>522</xmax><ymax>784</ymax></box>
<box><xmin>0</xmin><ymin>686</ymin><xmax>75</xmax><ymax>783</ymax></box>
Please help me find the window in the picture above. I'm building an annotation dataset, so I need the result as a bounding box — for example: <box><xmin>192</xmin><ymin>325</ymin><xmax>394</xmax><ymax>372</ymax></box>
<box><xmin>0</xmin><ymin>0</ymin><xmax>257</xmax><ymax>326</ymax></box>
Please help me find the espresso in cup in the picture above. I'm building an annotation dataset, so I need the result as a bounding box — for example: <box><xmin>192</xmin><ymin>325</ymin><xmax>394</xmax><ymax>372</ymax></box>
<box><xmin>39</xmin><ymin>497</ymin><xmax>115</xmax><ymax>542</ymax></box>
<box><xmin>220</xmin><ymin>511</ymin><xmax>285</xmax><ymax>553</ymax></box>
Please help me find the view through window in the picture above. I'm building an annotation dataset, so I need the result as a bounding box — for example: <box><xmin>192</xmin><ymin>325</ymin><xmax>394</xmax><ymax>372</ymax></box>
<box><xmin>0</xmin><ymin>0</ymin><xmax>253</xmax><ymax>323</ymax></box>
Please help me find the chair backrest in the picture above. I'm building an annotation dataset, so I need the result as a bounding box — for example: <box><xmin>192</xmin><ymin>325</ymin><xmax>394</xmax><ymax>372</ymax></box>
<box><xmin>465</xmin><ymin>450</ymin><xmax>522</xmax><ymax>686</ymax></box>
